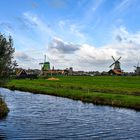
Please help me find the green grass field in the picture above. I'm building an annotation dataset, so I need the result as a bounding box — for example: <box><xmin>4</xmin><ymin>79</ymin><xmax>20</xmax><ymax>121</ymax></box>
<box><xmin>5</xmin><ymin>76</ymin><xmax>140</xmax><ymax>110</ymax></box>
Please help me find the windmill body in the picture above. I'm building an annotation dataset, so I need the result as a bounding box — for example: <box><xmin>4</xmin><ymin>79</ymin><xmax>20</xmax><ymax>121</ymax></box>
<box><xmin>39</xmin><ymin>55</ymin><xmax>50</xmax><ymax>74</ymax></box>
<box><xmin>135</xmin><ymin>67</ymin><xmax>140</xmax><ymax>75</ymax></box>
<box><xmin>114</xmin><ymin>61</ymin><xmax>121</xmax><ymax>70</ymax></box>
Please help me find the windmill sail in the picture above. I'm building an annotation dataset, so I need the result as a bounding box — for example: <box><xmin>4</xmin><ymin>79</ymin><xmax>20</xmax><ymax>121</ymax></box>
<box><xmin>109</xmin><ymin>62</ymin><xmax>115</xmax><ymax>68</ymax></box>
<box><xmin>112</xmin><ymin>56</ymin><xmax>115</xmax><ymax>61</ymax></box>
<box><xmin>117</xmin><ymin>57</ymin><xmax>121</xmax><ymax>61</ymax></box>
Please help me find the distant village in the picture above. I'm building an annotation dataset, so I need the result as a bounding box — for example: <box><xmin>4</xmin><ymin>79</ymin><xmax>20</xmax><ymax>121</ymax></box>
<box><xmin>15</xmin><ymin>55</ymin><xmax>140</xmax><ymax>79</ymax></box>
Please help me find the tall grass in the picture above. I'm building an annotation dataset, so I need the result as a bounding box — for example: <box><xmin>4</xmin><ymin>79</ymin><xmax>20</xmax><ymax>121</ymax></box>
<box><xmin>5</xmin><ymin>76</ymin><xmax>140</xmax><ymax>110</ymax></box>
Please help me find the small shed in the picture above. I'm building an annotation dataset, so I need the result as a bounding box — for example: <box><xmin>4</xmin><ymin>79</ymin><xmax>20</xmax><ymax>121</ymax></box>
<box><xmin>16</xmin><ymin>69</ymin><xmax>28</xmax><ymax>79</ymax></box>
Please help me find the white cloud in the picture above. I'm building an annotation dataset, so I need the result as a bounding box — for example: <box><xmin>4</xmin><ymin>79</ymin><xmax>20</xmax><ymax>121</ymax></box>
<box><xmin>58</xmin><ymin>20</ymin><xmax>87</xmax><ymax>43</ymax></box>
<box><xmin>10</xmin><ymin>11</ymin><xmax>140</xmax><ymax>72</ymax></box>
<box><xmin>83</xmin><ymin>0</ymin><xmax>105</xmax><ymax>23</ymax></box>
<box><xmin>48</xmin><ymin>37</ymin><xmax>79</xmax><ymax>53</ymax></box>
<box><xmin>23</xmin><ymin>12</ymin><xmax>56</xmax><ymax>38</ymax></box>
<box><xmin>114</xmin><ymin>0</ymin><xmax>131</xmax><ymax>12</ymax></box>
<box><xmin>46</xmin><ymin>27</ymin><xmax>140</xmax><ymax>72</ymax></box>
<box><xmin>58</xmin><ymin>20</ymin><xmax>65</xmax><ymax>29</ymax></box>
<box><xmin>0</xmin><ymin>22</ymin><xmax>14</xmax><ymax>32</ymax></box>
<box><xmin>15</xmin><ymin>51</ymin><xmax>34</xmax><ymax>61</ymax></box>
<box><xmin>70</xmin><ymin>24</ymin><xmax>86</xmax><ymax>42</ymax></box>
<box><xmin>14</xmin><ymin>27</ymin><xmax>140</xmax><ymax>72</ymax></box>
<box><xmin>114</xmin><ymin>27</ymin><xmax>140</xmax><ymax>45</ymax></box>
<box><xmin>112</xmin><ymin>0</ymin><xmax>136</xmax><ymax>18</ymax></box>
<box><xmin>15</xmin><ymin>51</ymin><xmax>38</xmax><ymax>69</ymax></box>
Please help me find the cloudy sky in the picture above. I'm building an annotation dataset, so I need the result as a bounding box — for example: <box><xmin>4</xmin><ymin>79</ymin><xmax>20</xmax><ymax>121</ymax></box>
<box><xmin>0</xmin><ymin>0</ymin><xmax>140</xmax><ymax>71</ymax></box>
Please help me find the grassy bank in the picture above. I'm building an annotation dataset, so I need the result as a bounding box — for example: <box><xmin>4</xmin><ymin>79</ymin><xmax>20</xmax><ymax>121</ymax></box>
<box><xmin>0</xmin><ymin>96</ymin><xmax>9</xmax><ymax>119</ymax></box>
<box><xmin>5</xmin><ymin>76</ymin><xmax>140</xmax><ymax>110</ymax></box>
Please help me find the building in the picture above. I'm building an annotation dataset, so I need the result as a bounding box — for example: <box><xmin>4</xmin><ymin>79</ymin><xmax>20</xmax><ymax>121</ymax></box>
<box><xmin>42</xmin><ymin>62</ymin><xmax>50</xmax><ymax>71</ymax></box>
<box><xmin>135</xmin><ymin>67</ymin><xmax>140</xmax><ymax>75</ymax></box>
<box><xmin>42</xmin><ymin>69</ymin><xmax>65</xmax><ymax>76</ymax></box>
<box><xmin>16</xmin><ymin>69</ymin><xmax>28</xmax><ymax>78</ymax></box>
<box><xmin>16</xmin><ymin>68</ymin><xmax>38</xmax><ymax>79</ymax></box>
<box><xmin>40</xmin><ymin>61</ymin><xmax>67</xmax><ymax>76</ymax></box>
<box><xmin>108</xmin><ymin>69</ymin><xmax>123</xmax><ymax>75</ymax></box>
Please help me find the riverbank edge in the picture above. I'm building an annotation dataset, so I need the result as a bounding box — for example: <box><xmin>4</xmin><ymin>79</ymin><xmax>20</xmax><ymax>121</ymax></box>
<box><xmin>0</xmin><ymin>98</ymin><xmax>9</xmax><ymax>119</ymax></box>
<box><xmin>3</xmin><ymin>85</ymin><xmax>140</xmax><ymax>111</ymax></box>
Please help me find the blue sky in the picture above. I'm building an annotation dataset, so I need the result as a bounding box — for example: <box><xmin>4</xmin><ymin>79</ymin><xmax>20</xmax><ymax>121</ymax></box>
<box><xmin>0</xmin><ymin>0</ymin><xmax>140</xmax><ymax>71</ymax></box>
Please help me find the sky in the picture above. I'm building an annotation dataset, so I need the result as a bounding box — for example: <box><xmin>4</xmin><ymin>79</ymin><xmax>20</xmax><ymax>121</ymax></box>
<box><xmin>0</xmin><ymin>0</ymin><xmax>140</xmax><ymax>72</ymax></box>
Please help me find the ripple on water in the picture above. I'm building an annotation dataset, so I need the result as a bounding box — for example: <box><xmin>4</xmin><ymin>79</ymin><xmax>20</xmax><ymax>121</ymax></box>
<box><xmin>0</xmin><ymin>88</ymin><xmax>140</xmax><ymax>140</ymax></box>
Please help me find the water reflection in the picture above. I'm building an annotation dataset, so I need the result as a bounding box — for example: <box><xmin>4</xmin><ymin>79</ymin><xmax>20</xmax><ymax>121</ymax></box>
<box><xmin>0</xmin><ymin>129</ymin><xmax>6</xmax><ymax>140</ymax></box>
<box><xmin>0</xmin><ymin>88</ymin><xmax>140</xmax><ymax>140</ymax></box>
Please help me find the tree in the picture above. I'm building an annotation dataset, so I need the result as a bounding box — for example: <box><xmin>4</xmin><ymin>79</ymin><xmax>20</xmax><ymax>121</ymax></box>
<box><xmin>0</xmin><ymin>34</ymin><xmax>17</xmax><ymax>78</ymax></box>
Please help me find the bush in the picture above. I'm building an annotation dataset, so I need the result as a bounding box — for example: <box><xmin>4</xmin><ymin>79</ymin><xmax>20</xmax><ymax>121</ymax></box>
<box><xmin>0</xmin><ymin>94</ymin><xmax>9</xmax><ymax>119</ymax></box>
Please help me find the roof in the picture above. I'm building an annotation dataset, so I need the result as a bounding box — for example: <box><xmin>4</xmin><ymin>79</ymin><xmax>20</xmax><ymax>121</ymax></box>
<box><xmin>113</xmin><ymin>69</ymin><xmax>122</xmax><ymax>74</ymax></box>
<box><xmin>43</xmin><ymin>70</ymin><xmax>65</xmax><ymax>74</ymax></box>
<box><xmin>16</xmin><ymin>69</ymin><xmax>27</xmax><ymax>76</ymax></box>
<box><xmin>109</xmin><ymin>69</ymin><xmax>123</xmax><ymax>75</ymax></box>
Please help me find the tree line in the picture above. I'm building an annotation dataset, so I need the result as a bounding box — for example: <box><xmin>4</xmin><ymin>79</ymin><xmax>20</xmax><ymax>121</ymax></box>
<box><xmin>0</xmin><ymin>33</ymin><xmax>17</xmax><ymax>79</ymax></box>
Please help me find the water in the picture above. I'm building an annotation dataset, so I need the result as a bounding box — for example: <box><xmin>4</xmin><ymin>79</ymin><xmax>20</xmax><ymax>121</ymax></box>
<box><xmin>0</xmin><ymin>88</ymin><xmax>140</xmax><ymax>140</ymax></box>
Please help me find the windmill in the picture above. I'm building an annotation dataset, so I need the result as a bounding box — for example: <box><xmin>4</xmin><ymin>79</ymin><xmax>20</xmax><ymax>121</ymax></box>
<box><xmin>39</xmin><ymin>55</ymin><xmax>50</xmax><ymax>71</ymax></box>
<box><xmin>109</xmin><ymin>56</ymin><xmax>123</xmax><ymax>75</ymax></box>
<box><xmin>109</xmin><ymin>56</ymin><xmax>122</xmax><ymax>70</ymax></box>
<box><xmin>134</xmin><ymin>62</ymin><xmax>140</xmax><ymax>75</ymax></box>
<box><xmin>134</xmin><ymin>62</ymin><xmax>139</xmax><ymax>68</ymax></box>
<box><xmin>39</xmin><ymin>55</ymin><xmax>46</xmax><ymax>69</ymax></box>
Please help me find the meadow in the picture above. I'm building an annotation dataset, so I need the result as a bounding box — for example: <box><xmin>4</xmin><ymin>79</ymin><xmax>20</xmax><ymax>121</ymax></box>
<box><xmin>5</xmin><ymin>76</ymin><xmax>140</xmax><ymax>110</ymax></box>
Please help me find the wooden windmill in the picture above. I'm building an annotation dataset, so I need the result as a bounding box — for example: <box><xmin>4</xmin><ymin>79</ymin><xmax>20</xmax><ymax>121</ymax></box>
<box><xmin>109</xmin><ymin>56</ymin><xmax>123</xmax><ymax>75</ymax></box>
<box><xmin>134</xmin><ymin>62</ymin><xmax>140</xmax><ymax>75</ymax></box>
<box><xmin>39</xmin><ymin>55</ymin><xmax>50</xmax><ymax>71</ymax></box>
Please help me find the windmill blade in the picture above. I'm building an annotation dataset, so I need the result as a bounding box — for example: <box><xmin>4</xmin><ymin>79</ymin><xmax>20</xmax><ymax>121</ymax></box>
<box><xmin>112</xmin><ymin>56</ymin><xmax>115</xmax><ymax>61</ymax></box>
<box><xmin>47</xmin><ymin>55</ymin><xmax>50</xmax><ymax>61</ymax></box>
<box><xmin>39</xmin><ymin>63</ymin><xmax>44</xmax><ymax>65</ymax></box>
<box><xmin>117</xmin><ymin>57</ymin><xmax>121</xmax><ymax>61</ymax></box>
<box><xmin>137</xmin><ymin>62</ymin><xmax>139</xmax><ymax>67</ymax></box>
<box><xmin>109</xmin><ymin>62</ymin><xmax>115</xmax><ymax>68</ymax></box>
<box><xmin>44</xmin><ymin>55</ymin><xmax>46</xmax><ymax>62</ymax></box>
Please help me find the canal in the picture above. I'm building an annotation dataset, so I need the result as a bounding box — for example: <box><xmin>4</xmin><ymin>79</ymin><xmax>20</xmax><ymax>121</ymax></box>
<box><xmin>0</xmin><ymin>88</ymin><xmax>140</xmax><ymax>140</ymax></box>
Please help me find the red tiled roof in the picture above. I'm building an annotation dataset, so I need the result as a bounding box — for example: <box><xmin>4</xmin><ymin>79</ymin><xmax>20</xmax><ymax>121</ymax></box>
<box><xmin>112</xmin><ymin>69</ymin><xmax>123</xmax><ymax>74</ymax></box>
